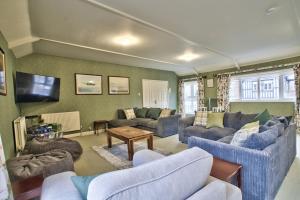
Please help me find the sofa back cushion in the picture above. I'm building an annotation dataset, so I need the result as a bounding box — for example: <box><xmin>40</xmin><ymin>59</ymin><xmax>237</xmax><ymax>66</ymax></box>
<box><xmin>223</xmin><ymin>112</ymin><xmax>242</xmax><ymax>130</ymax></box>
<box><xmin>239</xmin><ymin>113</ymin><xmax>257</xmax><ymax>129</ymax></box>
<box><xmin>88</xmin><ymin>147</ymin><xmax>213</xmax><ymax>200</ymax></box>
<box><xmin>134</xmin><ymin>108</ymin><xmax>149</xmax><ymax>118</ymax></box>
<box><xmin>146</xmin><ymin>108</ymin><xmax>162</xmax><ymax>119</ymax></box>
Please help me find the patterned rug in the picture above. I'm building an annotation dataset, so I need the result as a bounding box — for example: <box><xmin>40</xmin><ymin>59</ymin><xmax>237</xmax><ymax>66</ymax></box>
<box><xmin>92</xmin><ymin>142</ymin><xmax>171</xmax><ymax>169</ymax></box>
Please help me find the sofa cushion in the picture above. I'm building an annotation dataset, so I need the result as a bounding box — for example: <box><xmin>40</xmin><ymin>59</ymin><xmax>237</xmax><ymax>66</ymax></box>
<box><xmin>132</xmin><ymin>118</ymin><xmax>153</xmax><ymax>126</ymax></box>
<box><xmin>239</xmin><ymin>128</ymin><xmax>277</xmax><ymax>150</ymax></box>
<box><xmin>253</xmin><ymin>109</ymin><xmax>271</xmax><ymax>125</ymax></box>
<box><xmin>88</xmin><ymin>147</ymin><xmax>213</xmax><ymax>200</ymax></box>
<box><xmin>223</xmin><ymin>112</ymin><xmax>242</xmax><ymax>130</ymax></box>
<box><xmin>145</xmin><ymin>120</ymin><xmax>158</xmax><ymax>129</ymax></box>
<box><xmin>71</xmin><ymin>175</ymin><xmax>99</xmax><ymax>200</ymax></box>
<box><xmin>159</xmin><ymin>109</ymin><xmax>172</xmax><ymax>118</ymax></box>
<box><xmin>134</xmin><ymin>108</ymin><xmax>149</xmax><ymax>118</ymax></box>
<box><xmin>239</xmin><ymin>113</ymin><xmax>257</xmax><ymax>129</ymax></box>
<box><xmin>194</xmin><ymin>111</ymin><xmax>208</xmax><ymax>126</ymax></box>
<box><xmin>124</xmin><ymin>108</ymin><xmax>136</xmax><ymax>120</ymax></box>
<box><xmin>184</xmin><ymin>126</ymin><xmax>236</xmax><ymax>141</ymax></box>
<box><xmin>41</xmin><ymin>171</ymin><xmax>82</xmax><ymax>200</ymax></box>
<box><xmin>109</xmin><ymin>119</ymin><xmax>138</xmax><ymax>127</ymax></box>
<box><xmin>230</xmin><ymin>121</ymin><xmax>259</xmax><ymax>147</ymax></box>
<box><xmin>206</xmin><ymin>112</ymin><xmax>224</xmax><ymax>128</ymax></box>
<box><xmin>117</xmin><ymin>109</ymin><xmax>126</xmax><ymax>119</ymax></box>
<box><xmin>217</xmin><ymin>135</ymin><xmax>234</xmax><ymax>144</ymax></box>
<box><xmin>170</xmin><ymin>109</ymin><xmax>176</xmax><ymax>115</ymax></box>
<box><xmin>146</xmin><ymin>108</ymin><xmax>162</xmax><ymax>119</ymax></box>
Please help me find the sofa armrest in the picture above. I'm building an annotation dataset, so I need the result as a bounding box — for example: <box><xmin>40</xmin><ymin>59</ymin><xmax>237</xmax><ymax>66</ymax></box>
<box><xmin>157</xmin><ymin>114</ymin><xmax>181</xmax><ymax>137</ymax></box>
<box><xmin>188</xmin><ymin>136</ymin><xmax>271</xmax><ymax>200</ymax></box>
<box><xmin>178</xmin><ymin>116</ymin><xmax>195</xmax><ymax>142</ymax></box>
<box><xmin>132</xmin><ymin>149</ymin><xmax>165</xmax><ymax>167</ymax></box>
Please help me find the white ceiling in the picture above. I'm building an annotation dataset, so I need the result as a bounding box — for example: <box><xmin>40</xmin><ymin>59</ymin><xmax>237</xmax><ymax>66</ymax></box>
<box><xmin>1</xmin><ymin>0</ymin><xmax>300</xmax><ymax>75</ymax></box>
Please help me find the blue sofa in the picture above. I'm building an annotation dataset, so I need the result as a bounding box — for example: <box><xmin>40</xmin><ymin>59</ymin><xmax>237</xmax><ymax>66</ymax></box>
<box><xmin>178</xmin><ymin>112</ymin><xmax>257</xmax><ymax>143</ymax></box>
<box><xmin>41</xmin><ymin>148</ymin><xmax>242</xmax><ymax>200</ymax></box>
<box><xmin>188</xmin><ymin>122</ymin><xmax>297</xmax><ymax>200</ymax></box>
<box><xmin>109</xmin><ymin>108</ymin><xmax>181</xmax><ymax>137</ymax></box>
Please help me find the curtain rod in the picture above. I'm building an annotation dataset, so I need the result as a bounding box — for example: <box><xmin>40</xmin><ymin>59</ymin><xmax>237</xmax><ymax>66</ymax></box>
<box><xmin>214</xmin><ymin>61</ymin><xmax>300</xmax><ymax>77</ymax></box>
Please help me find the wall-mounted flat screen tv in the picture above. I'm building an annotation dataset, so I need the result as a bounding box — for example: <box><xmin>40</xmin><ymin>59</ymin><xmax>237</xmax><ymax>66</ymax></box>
<box><xmin>15</xmin><ymin>72</ymin><xmax>60</xmax><ymax>103</ymax></box>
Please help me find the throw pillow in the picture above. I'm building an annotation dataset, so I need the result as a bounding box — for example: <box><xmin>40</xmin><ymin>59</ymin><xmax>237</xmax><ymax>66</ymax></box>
<box><xmin>146</xmin><ymin>108</ymin><xmax>162</xmax><ymax>119</ymax></box>
<box><xmin>123</xmin><ymin>108</ymin><xmax>136</xmax><ymax>120</ymax></box>
<box><xmin>71</xmin><ymin>175</ymin><xmax>99</xmax><ymax>200</ymax></box>
<box><xmin>135</xmin><ymin>108</ymin><xmax>149</xmax><ymax>118</ymax></box>
<box><xmin>253</xmin><ymin>109</ymin><xmax>271</xmax><ymax>125</ymax></box>
<box><xmin>240</xmin><ymin>129</ymin><xmax>277</xmax><ymax>150</ymax></box>
<box><xmin>159</xmin><ymin>109</ymin><xmax>172</xmax><ymax>118</ymax></box>
<box><xmin>206</xmin><ymin>112</ymin><xmax>224</xmax><ymax>128</ymax></box>
<box><xmin>194</xmin><ymin>111</ymin><xmax>208</xmax><ymax>126</ymax></box>
<box><xmin>230</xmin><ymin>121</ymin><xmax>259</xmax><ymax>146</ymax></box>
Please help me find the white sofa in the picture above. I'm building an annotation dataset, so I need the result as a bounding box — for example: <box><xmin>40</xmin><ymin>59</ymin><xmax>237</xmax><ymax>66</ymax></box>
<box><xmin>41</xmin><ymin>147</ymin><xmax>242</xmax><ymax>200</ymax></box>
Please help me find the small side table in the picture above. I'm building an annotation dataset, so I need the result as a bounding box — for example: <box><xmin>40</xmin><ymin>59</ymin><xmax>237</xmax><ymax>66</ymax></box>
<box><xmin>12</xmin><ymin>175</ymin><xmax>44</xmax><ymax>200</ymax></box>
<box><xmin>210</xmin><ymin>157</ymin><xmax>242</xmax><ymax>188</ymax></box>
<box><xmin>94</xmin><ymin>120</ymin><xmax>108</xmax><ymax>135</ymax></box>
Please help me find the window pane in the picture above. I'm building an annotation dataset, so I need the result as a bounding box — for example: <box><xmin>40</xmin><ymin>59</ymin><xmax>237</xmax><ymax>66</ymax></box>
<box><xmin>229</xmin><ymin>79</ymin><xmax>240</xmax><ymax>100</ymax></box>
<box><xmin>184</xmin><ymin>81</ymin><xmax>198</xmax><ymax>114</ymax></box>
<box><xmin>283</xmin><ymin>74</ymin><xmax>295</xmax><ymax>99</ymax></box>
<box><xmin>241</xmin><ymin>79</ymin><xmax>258</xmax><ymax>100</ymax></box>
<box><xmin>259</xmin><ymin>76</ymin><xmax>279</xmax><ymax>99</ymax></box>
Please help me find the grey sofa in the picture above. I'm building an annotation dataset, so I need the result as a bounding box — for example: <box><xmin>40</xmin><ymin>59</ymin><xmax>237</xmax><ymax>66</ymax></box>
<box><xmin>109</xmin><ymin>108</ymin><xmax>181</xmax><ymax>137</ymax></box>
<box><xmin>188</xmin><ymin>121</ymin><xmax>297</xmax><ymax>200</ymax></box>
<box><xmin>41</xmin><ymin>147</ymin><xmax>242</xmax><ymax>200</ymax></box>
<box><xmin>179</xmin><ymin>112</ymin><xmax>257</xmax><ymax>143</ymax></box>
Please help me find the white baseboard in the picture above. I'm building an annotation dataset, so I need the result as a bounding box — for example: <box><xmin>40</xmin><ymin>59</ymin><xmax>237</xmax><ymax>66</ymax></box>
<box><xmin>63</xmin><ymin>130</ymin><xmax>95</xmax><ymax>138</ymax></box>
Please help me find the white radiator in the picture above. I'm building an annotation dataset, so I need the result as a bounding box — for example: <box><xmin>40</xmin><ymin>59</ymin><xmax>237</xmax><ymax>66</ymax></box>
<box><xmin>41</xmin><ymin>111</ymin><xmax>81</xmax><ymax>133</ymax></box>
<box><xmin>13</xmin><ymin>117</ymin><xmax>27</xmax><ymax>152</ymax></box>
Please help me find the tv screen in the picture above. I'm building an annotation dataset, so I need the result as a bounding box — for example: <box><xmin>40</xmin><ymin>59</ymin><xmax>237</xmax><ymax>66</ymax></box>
<box><xmin>15</xmin><ymin>72</ymin><xmax>60</xmax><ymax>103</ymax></box>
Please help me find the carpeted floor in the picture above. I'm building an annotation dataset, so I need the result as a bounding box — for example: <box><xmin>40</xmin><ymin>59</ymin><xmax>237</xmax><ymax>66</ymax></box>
<box><xmin>72</xmin><ymin>133</ymin><xmax>300</xmax><ymax>200</ymax></box>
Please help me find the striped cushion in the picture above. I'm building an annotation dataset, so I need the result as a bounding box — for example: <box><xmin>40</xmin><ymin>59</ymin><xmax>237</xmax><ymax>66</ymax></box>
<box><xmin>194</xmin><ymin>111</ymin><xmax>208</xmax><ymax>126</ymax></box>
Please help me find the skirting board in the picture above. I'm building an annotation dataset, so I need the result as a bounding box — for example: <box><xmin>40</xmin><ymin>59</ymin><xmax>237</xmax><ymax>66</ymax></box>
<box><xmin>63</xmin><ymin>130</ymin><xmax>95</xmax><ymax>138</ymax></box>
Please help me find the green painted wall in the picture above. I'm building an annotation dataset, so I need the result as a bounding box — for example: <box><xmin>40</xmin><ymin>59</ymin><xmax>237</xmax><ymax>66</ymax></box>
<box><xmin>179</xmin><ymin>56</ymin><xmax>300</xmax><ymax>115</ymax></box>
<box><xmin>0</xmin><ymin>32</ymin><xmax>20</xmax><ymax>158</ymax></box>
<box><xmin>16</xmin><ymin>54</ymin><xmax>178</xmax><ymax>131</ymax></box>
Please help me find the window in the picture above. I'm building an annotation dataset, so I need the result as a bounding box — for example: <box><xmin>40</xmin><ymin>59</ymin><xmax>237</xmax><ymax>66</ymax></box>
<box><xmin>184</xmin><ymin>81</ymin><xmax>198</xmax><ymax>114</ymax></box>
<box><xmin>230</xmin><ymin>69</ymin><xmax>295</xmax><ymax>102</ymax></box>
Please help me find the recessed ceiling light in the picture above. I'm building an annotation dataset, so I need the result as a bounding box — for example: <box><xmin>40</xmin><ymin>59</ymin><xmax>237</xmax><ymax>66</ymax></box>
<box><xmin>177</xmin><ymin>52</ymin><xmax>201</xmax><ymax>62</ymax></box>
<box><xmin>113</xmin><ymin>34</ymin><xmax>140</xmax><ymax>46</ymax></box>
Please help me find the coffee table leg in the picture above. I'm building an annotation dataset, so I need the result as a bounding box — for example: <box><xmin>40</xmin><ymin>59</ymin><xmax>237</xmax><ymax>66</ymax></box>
<box><xmin>147</xmin><ymin>135</ymin><xmax>153</xmax><ymax>150</ymax></box>
<box><xmin>128</xmin><ymin>140</ymin><xmax>134</xmax><ymax>161</ymax></box>
<box><xmin>107</xmin><ymin>134</ymin><xmax>112</xmax><ymax>148</ymax></box>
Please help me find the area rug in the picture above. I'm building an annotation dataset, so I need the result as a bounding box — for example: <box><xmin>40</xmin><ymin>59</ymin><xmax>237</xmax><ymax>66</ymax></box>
<box><xmin>92</xmin><ymin>142</ymin><xmax>171</xmax><ymax>169</ymax></box>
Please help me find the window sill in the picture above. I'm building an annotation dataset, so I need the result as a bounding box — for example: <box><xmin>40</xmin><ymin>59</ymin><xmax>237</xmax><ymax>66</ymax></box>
<box><xmin>229</xmin><ymin>100</ymin><xmax>295</xmax><ymax>103</ymax></box>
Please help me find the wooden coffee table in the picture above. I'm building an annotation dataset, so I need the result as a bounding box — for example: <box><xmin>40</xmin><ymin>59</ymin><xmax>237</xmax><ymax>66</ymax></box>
<box><xmin>210</xmin><ymin>157</ymin><xmax>242</xmax><ymax>188</ymax></box>
<box><xmin>107</xmin><ymin>126</ymin><xmax>154</xmax><ymax>161</ymax></box>
<box><xmin>12</xmin><ymin>175</ymin><xmax>44</xmax><ymax>200</ymax></box>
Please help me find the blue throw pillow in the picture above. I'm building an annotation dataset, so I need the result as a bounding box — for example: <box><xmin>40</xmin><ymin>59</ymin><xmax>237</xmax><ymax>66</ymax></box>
<box><xmin>241</xmin><ymin>129</ymin><xmax>277</xmax><ymax>150</ymax></box>
<box><xmin>71</xmin><ymin>175</ymin><xmax>99</xmax><ymax>200</ymax></box>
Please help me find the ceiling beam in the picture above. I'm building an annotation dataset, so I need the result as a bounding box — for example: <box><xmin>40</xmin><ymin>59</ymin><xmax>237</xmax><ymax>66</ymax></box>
<box><xmin>83</xmin><ymin>0</ymin><xmax>240</xmax><ymax>69</ymax></box>
<box><xmin>40</xmin><ymin>37</ymin><xmax>180</xmax><ymax>65</ymax></box>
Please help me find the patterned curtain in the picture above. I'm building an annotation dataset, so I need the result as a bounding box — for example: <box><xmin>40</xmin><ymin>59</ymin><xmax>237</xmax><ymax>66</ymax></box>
<box><xmin>178</xmin><ymin>79</ymin><xmax>185</xmax><ymax>114</ymax></box>
<box><xmin>217</xmin><ymin>74</ymin><xmax>231</xmax><ymax>111</ymax></box>
<box><xmin>293</xmin><ymin>64</ymin><xmax>300</xmax><ymax>114</ymax></box>
<box><xmin>197</xmin><ymin>76</ymin><xmax>205</xmax><ymax>110</ymax></box>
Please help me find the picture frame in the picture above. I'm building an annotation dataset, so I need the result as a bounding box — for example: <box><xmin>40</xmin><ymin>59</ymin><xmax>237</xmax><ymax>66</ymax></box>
<box><xmin>0</xmin><ymin>48</ymin><xmax>7</xmax><ymax>96</ymax></box>
<box><xmin>75</xmin><ymin>73</ymin><xmax>102</xmax><ymax>95</ymax></box>
<box><xmin>207</xmin><ymin>79</ymin><xmax>214</xmax><ymax>88</ymax></box>
<box><xmin>108</xmin><ymin>76</ymin><xmax>130</xmax><ymax>95</ymax></box>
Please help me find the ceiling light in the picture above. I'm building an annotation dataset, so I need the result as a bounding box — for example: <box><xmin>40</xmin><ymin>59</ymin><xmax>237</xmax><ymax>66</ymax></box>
<box><xmin>177</xmin><ymin>52</ymin><xmax>201</xmax><ymax>62</ymax></box>
<box><xmin>113</xmin><ymin>34</ymin><xmax>140</xmax><ymax>46</ymax></box>
<box><xmin>266</xmin><ymin>6</ymin><xmax>279</xmax><ymax>15</ymax></box>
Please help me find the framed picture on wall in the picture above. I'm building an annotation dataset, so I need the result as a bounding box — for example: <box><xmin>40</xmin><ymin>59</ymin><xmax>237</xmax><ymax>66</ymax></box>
<box><xmin>75</xmin><ymin>73</ymin><xmax>102</xmax><ymax>95</ymax></box>
<box><xmin>207</xmin><ymin>79</ymin><xmax>214</xmax><ymax>88</ymax></box>
<box><xmin>108</xmin><ymin>76</ymin><xmax>130</xmax><ymax>95</ymax></box>
<box><xmin>0</xmin><ymin>48</ymin><xmax>7</xmax><ymax>96</ymax></box>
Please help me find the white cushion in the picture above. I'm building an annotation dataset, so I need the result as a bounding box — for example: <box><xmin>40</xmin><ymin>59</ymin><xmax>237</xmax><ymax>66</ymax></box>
<box><xmin>87</xmin><ymin>147</ymin><xmax>213</xmax><ymax>200</ymax></box>
<box><xmin>123</xmin><ymin>108</ymin><xmax>136</xmax><ymax>120</ymax></box>
<box><xmin>194</xmin><ymin>111</ymin><xmax>208</xmax><ymax>126</ymax></box>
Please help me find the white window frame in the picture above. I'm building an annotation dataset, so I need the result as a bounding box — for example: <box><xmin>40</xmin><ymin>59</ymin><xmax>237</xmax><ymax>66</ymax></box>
<box><xmin>229</xmin><ymin>69</ymin><xmax>295</xmax><ymax>102</ymax></box>
<box><xmin>183</xmin><ymin>80</ymin><xmax>198</xmax><ymax>114</ymax></box>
